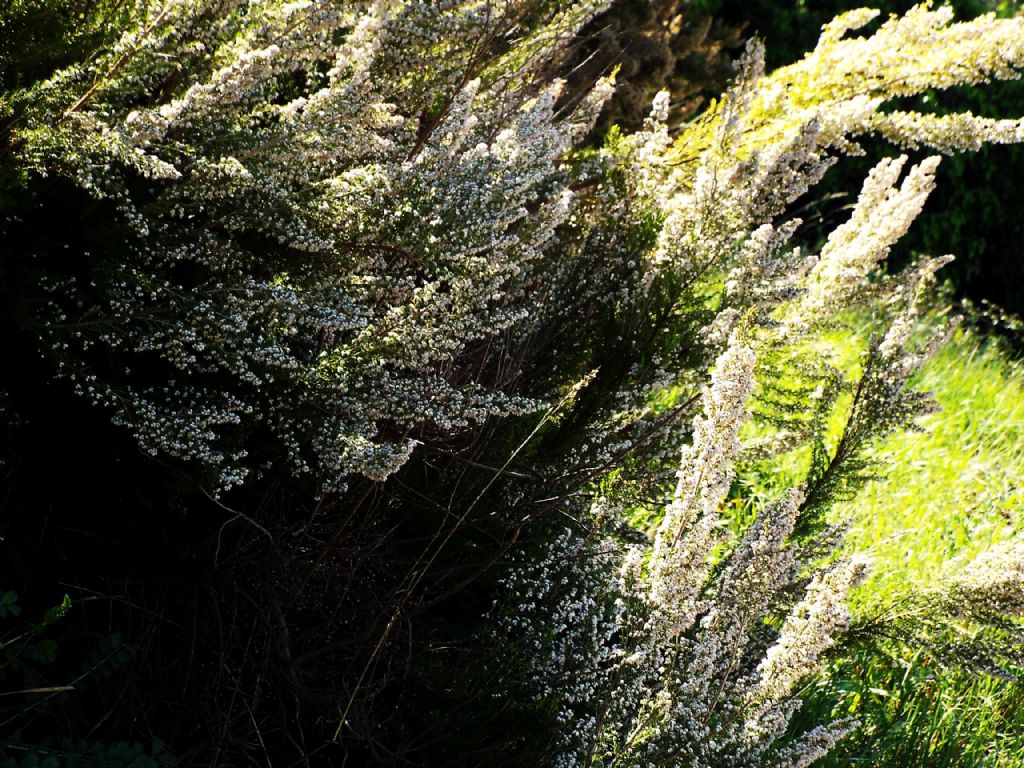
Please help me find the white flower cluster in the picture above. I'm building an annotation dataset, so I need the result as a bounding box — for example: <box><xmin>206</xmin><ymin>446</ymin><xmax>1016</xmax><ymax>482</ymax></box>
<box><xmin>746</xmin><ymin>557</ymin><xmax>868</xmax><ymax>735</ymax></box>
<box><xmin>649</xmin><ymin>334</ymin><xmax>756</xmax><ymax>637</ymax></box>
<box><xmin>19</xmin><ymin>0</ymin><xmax>613</xmax><ymax>490</ymax></box>
<box><xmin>742</xmin><ymin>5</ymin><xmax>1024</xmax><ymax>156</ymax></box>
<box><xmin>952</xmin><ymin>539</ymin><xmax>1024</xmax><ymax>619</ymax></box>
<box><xmin>802</xmin><ymin>155</ymin><xmax>942</xmax><ymax>317</ymax></box>
<box><xmin>494</xmin><ymin>516</ymin><xmax>630</xmax><ymax>767</ymax></box>
<box><xmin>646</xmin><ymin>3</ymin><xmax>1024</xmax><ymax>336</ymax></box>
<box><xmin>496</xmin><ymin>342</ymin><xmax>868</xmax><ymax>766</ymax></box>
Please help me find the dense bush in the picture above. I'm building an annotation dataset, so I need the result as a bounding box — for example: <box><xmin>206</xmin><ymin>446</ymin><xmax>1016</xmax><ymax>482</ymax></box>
<box><xmin>1</xmin><ymin>1</ymin><xmax>1023</xmax><ymax>765</ymax></box>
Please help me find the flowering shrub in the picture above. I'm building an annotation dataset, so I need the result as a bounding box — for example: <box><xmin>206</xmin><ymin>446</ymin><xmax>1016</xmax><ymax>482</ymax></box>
<box><xmin>2</xmin><ymin>1</ymin><xmax>1024</xmax><ymax>764</ymax></box>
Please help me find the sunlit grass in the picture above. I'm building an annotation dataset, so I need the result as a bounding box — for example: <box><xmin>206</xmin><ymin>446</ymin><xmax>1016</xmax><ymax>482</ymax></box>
<box><xmin>841</xmin><ymin>329</ymin><xmax>1024</xmax><ymax>596</ymax></box>
<box><xmin>787</xmin><ymin>323</ymin><xmax>1024</xmax><ymax>767</ymax></box>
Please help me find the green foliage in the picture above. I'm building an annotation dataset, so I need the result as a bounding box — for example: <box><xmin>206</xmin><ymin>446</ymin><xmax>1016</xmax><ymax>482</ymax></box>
<box><xmin>0</xmin><ymin>593</ymin><xmax>22</xmax><ymax>620</ymax></box>
<box><xmin>2</xmin><ymin>739</ymin><xmax>173</xmax><ymax>768</ymax></box>
<box><xmin>0</xmin><ymin>591</ymin><xmax>162</xmax><ymax>767</ymax></box>
<box><xmin>1</xmin><ymin>592</ymin><xmax>68</xmax><ymax>683</ymax></box>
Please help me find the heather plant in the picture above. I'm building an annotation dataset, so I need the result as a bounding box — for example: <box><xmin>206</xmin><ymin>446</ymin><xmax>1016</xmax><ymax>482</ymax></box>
<box><xmin>692</xmin><ymin>0</ymin><xmax>1024</xmax><ymax>318</ymax></box>
<box><xmin>1</xmin><ymin>1</ymin><xmax>1023</xmax><ymax>764</ymax></box>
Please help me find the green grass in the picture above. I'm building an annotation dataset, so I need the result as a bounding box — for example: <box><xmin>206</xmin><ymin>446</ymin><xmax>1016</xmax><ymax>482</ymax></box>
<box><xmin>780</xmin><ymin>324</ymin><xmax>1024</xmax><ymax>767</ymax></box>
<box><xmin>841</xmin><ymin>330</ymin><xmax>1024</xmax><ymax>597</ymax></box>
